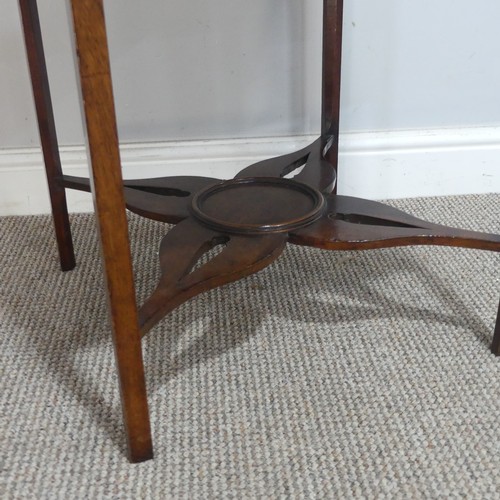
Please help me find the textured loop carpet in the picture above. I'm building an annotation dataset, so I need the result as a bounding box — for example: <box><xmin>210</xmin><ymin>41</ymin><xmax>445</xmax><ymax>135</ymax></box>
<box><xmin>1</xmin><ymin>194</ymin><xmax>499</xmax><ymax>498</ymax></box>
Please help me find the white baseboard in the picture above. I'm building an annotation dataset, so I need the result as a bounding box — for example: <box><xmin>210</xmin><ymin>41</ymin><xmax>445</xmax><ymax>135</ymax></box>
<box><xmin>0</xmin><ymin>127</ymin><xmax>499</xmax><ymax>215</ymax></box>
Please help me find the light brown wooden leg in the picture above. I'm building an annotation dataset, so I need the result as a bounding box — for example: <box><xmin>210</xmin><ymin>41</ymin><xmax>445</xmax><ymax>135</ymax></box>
<box><xmin>492</xmin><ymin>300</ymin><xmax>500</xmax><ymax>356</ymax></box>
<box><xmin>19</xmin><ymin>0</ymin><xmax>76</xmax><ymax>271</ymax></box>
<box><xmin>68</xmin><ymin>0</ymin><xmax>152</xmax><ymax>462</ymax></box>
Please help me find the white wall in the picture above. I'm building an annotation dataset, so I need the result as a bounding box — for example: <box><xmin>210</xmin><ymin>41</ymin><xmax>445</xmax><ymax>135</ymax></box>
<box><xmin>0</xmin><ymin>0</ymin><xmax>499</xmax><ymax>214</ymax></box>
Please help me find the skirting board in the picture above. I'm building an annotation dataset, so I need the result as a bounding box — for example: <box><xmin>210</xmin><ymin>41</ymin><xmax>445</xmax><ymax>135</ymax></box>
<box><xmin>0</xmin><ymin>126</ymin><xmax>499</xmax><ymax>216</ymax></box>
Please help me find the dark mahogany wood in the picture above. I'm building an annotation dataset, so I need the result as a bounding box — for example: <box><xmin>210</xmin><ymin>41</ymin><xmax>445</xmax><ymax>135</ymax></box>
<box><xmin>493</xmin><ymin>301</ymin><xmax>500</xmax><ymax>356</ymax></box>
<box><xmin>18</xmin><ymin>0</ymin><xmax>75</xmax><ymax>271</ymax></box>
<box><xmin>139</xmin><ymin>218</ymin><xmax>287</xmax><ymax>334</ymax></box>
<box><xmin>191</xmin><ymin>177</ymin><xmax>325</xmax><ymax>234</ymax></box>
<box><xmin>21</xmin><ymin>0</ymin><xmax>499</xmax><ymax>463</ymax></box>
<box><xmin>322</xmin><ymin>0</ymin><xmax>344</xmax><ymax>193</ymax></box>
<box><xmin>98</xmin><ymin>170</ymin><xmax>497</xmax><ymax>336</ymax></box>
<box><xmin>68</xmin><ymin>0</ymin><xmax>152</xmax><ymax>463</ymax></box>
<box><xmin>288</xmin><ymin>195</ymin><xmax>500</xmax><ymax>251</ymax></box>
<box><xmin>235</xmin><ymin>137</ymin><xmax>336</xmax><ymax>194</ymax></box>
<box><xmin>62</xmin><ymin>174</ymin><xmax>220</xmax><ymax>224</ymax></box>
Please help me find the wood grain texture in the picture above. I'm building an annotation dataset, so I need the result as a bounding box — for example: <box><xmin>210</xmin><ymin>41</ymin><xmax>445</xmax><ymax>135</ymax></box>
<box><xmin>139</xmin><ymin>218</ymin><xmax>287</xmax><ymax>334</ymax></box>
<box><xmin>62</xmin><ymin>174</ymin><xmax>220</xmax><ymax>223</ymax></box>
<box><xmin>234</xmin><ymin>137</ymin><xmax>336</xmax><ymax>194</ymax></box>
<box><xmin>18</xmin><ymin>0</ymin><xmax>76</xmax><ymax>271</ymax></box>
<box><xmin>190</xmin><ymin>177</ymin><xmax>325</xmax><ymax>234</ymax></box>
<box><xmin>68</xmin><ymin>0</ymin><xmax>152</xmax><ymax>463</ymax></box>
<box><xmin>289</xmin><ymin>195</ymin><xmax>500</xmax><ymax>251</ymax></box>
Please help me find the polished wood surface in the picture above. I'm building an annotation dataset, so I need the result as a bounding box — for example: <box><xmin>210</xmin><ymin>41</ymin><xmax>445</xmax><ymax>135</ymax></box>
<box><xmin>139</xmin><ymin>218</ymin><xmax>287</xmax><ymax>334</ymax></box>
<box><xmin>191</xmin><ymin>177</ymin><xmax>325</xmax><ymax>234</ymax></box>
<box><xmin>20</xmin><ymin>0</ymin><xmax>500</xmax><ymax>463</ymax></box>
<box><xmin>61</xmin><ymin>174</ymin><xmax>220</xmax><ymax>224</ymax></box>
<box><xmin>18</xmin><ymin>0</ymin><xmax>75</xmax><ymax>271</ymax></box>
<box><xmin>68</xmin><ymin>0</ymin><xmax>152</xmax><ymax>462</ymax></box>
<box><xmin>236</xmin><ymin>137</ymin><xmax>336</xmax><ymax>194</ymax></box>
<box><xmin>289</xmin><ymin>195</ymin><xmax>500</xmax><ymax>251</ymax></box>
<box><xmin>62</xmin><ymin>165</ymin><xmax>500</xmax><ymax>344</ymax></box>
<box><xmin>322</xmin><ymin>0</ymin><xmax>344</xmax><ymax>193</ymax></box>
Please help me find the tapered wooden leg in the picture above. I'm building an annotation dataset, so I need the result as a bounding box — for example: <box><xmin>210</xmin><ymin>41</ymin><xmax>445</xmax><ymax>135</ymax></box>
<box><xmin>68</xmin><ymin>0</ymin><xmax>152</xmax><ymax>462</ymax></box>
<box><xmin>492</xmin><ymin>300</ymin><xmax>500</xmax><ymax>356</ymax></box>
<box><xmin>19</xmin><ymin>0</ymin><xmax>76</xmax><ymax>271</ymax></box>
<box><xmin>321</xmin><ymin>0</ymin><xmax>344</xmax><ymax>194</ymax></box>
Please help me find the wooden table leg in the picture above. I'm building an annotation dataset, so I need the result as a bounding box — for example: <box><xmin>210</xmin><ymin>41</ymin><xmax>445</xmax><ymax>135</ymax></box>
<box><xmin>492</xmin><ymin>300</ymin><xmax>500</xmax><ymax>356</ymax></box>
<box><xmin>68</xmin><ymin>0</ymin><xmax>153</xmax><ymax>462</ymax></box>
<box><xmin>18</xmin><ymin>0</ymin><xmax>76</xmax><ymax>271</ymax></box>
<box><xmin>321</xmin><ymin>0</ymin><xmax>344</xmax><ymax>194</ymax></box>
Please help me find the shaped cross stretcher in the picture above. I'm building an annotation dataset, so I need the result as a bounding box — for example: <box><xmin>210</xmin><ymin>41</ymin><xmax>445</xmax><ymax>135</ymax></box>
<box><xmin>61</xmin><ymin>136</ymin><xmax>500</xmax><ymax>342</ymax></box>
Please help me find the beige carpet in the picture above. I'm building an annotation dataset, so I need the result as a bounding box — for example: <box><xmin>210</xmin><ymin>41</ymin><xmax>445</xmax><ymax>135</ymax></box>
<box><xmin>1</xmin><ymin>194</ymin><xmax>499</xmax><ymax>499</ymax></box>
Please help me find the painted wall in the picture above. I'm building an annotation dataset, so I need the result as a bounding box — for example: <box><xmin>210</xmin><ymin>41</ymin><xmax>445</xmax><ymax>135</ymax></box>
<box><xmin>2</xmin><ymin>0</ymin><xmax>500</xmax><ymax>149</ymax></box>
